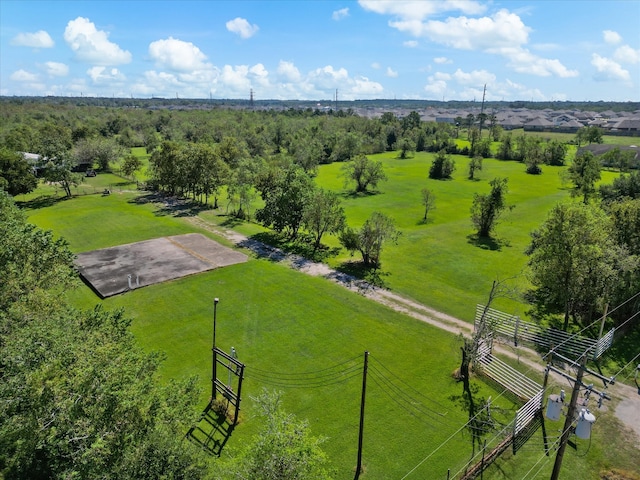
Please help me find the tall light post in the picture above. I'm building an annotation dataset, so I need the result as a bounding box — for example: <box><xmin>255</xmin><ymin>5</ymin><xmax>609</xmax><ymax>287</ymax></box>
<box><xmin>212</xmin><ymin>297</ymin><xmax>219</xmax><ymax>402</ymax></box>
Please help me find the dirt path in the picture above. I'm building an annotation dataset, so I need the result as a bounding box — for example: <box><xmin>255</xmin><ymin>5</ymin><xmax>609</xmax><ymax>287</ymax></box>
<box><xmin>186</xmin><ymin>215</ymin><xmax>640</xmax><ymax>447</ymax></box>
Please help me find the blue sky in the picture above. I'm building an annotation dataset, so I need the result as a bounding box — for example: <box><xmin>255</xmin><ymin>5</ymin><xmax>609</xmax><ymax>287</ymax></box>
<box><xmin>1</xmin><ymin>0</ymin><xmax>639</xmax><ymax>101</ymax></box>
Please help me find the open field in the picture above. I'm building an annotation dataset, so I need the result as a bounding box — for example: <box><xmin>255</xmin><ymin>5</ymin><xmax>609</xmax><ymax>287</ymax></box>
<box><xmin>26</xmin><ymin>187</ymin><xmax>513</xmax><ymax>478</ymax></box>
<box><xmin>15</xmin><ymin>128</ymin><xmax>640</xmax><ymax>478</ymax></box>
<box><xmin>17</xmin><ymin>163</ymin><xmax>640</xmax><ymax>479</ymax></box>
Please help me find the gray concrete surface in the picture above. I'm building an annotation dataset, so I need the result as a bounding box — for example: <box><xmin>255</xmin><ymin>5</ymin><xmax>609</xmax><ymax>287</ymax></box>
<box><xmin>76</xmin><ymin>233</ymin><xmax>247</xmax><ymax>298</ymax></box>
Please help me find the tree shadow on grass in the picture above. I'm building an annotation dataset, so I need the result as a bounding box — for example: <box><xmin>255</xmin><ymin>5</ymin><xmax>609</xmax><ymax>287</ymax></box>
<box><xmin>335</xmin><ymin>260</ymin><xmax>390</xmax><ymax>289</ymax></box>
<box><xmin>340</xmin><ymin>189</ymin><xmax>381</xmax><ymax>200</ymax></box>
<box><xmin>416</xmin><ymin>217</ymin><xmax>434</xmax><ymax>226</ymax></box>
<box><xmin>467</xmin><ymin>234</ymin><xmax>510</xmax><ymax>251</ymax></box>
<box><xmin>240</xmin><ymin>231</ymin><xmax>341</xmax><ymax>264</ymax></box>
<box><xmin>220</xmin><ymin>215</ymin><xmax>245</xmax><ymax>228</ymax></box>
<box><xmin>186</xmin><ymin>400</ymin><xmax>236</xmax><ymax>457</ymax></box>
<box><xmin>15</xmin><ymin>194</ymin><xmax>70</xmax><ymax>210</ymax></box>
<box><xmin>127</xmin><ymin>193</ymin><xmax>211</xmax><ymax>217</ymax></box>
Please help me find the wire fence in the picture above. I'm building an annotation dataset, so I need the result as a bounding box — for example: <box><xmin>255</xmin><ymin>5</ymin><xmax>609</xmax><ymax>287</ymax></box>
<box><xmin>475</xmin><ymin>305</ymin><xmax>614</xmax><ymax>360</ymax></box>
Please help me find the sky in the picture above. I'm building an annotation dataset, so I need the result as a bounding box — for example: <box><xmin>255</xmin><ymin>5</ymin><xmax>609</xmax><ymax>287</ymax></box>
<box><xmin>1</xmin><ymin>0</ymin><xmax>639</xmax><ymax>102</ymax></box>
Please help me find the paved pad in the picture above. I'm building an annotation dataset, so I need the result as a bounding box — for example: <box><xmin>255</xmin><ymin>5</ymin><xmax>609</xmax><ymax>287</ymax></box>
<box><xmin>76</xmin><ymin>233</ymin><xmax>247</xmax><ymax>298</ymax></box>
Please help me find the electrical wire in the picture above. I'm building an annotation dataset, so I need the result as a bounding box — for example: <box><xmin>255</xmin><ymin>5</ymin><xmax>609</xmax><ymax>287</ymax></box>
<box><xmin>368</xmin><ymin>354</ymin><xmax>452</xmax><ymax>412</ymax></box>
<box><xmin>247</xmin><ymin>364</ymin><xmax>361</xmax><ymax>389</ymax></box>
<box><xmin>249</xmin><ymin>354</ymin><xmax>361</xmax><ymax>377</ymax></box>
<box><xmin>612</xmin><ymin>350</ymin><xmax>640</xmax><ymax>382</ymax></box>
<box><xmin>546</xmin><ymin>291</ymin><xmax>640</xmax><ymax>359</ymax></box>
<box><xmin>244</xmin><ymin>354</ymin><xmax>363</xmax><ymax>389</ymax></box>
<box><xmin>366</xmin><ymin>363</ymin><xmax>454</xmax><ymax>426</ymax></box>
<box><xmin>367</xmin><ymin>367</ymin><xmax>458</xmax><ymax>428</ymax></box>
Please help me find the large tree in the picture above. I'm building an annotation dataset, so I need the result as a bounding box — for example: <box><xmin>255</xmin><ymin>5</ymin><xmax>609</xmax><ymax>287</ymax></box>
<box><xmin>0</xmin><ymin>148</ymin><xmax>38</xmax><ymax>196</ymax></box>
<box><xmin>340</xmin><ymin>211</ymin><xmax>400</xmax><ymax>269</ymax></box>
<box><xmin>302</xmin><ymin>188</ymin><xmax>346</xmax><ymax>254</ymax></box>
<box><xmin>74</xmin><ymin>137</ymin><xmax>125</xmax><ymax>172</ymax></box>
<box><xmin>341</xmin><ymin>154</ymin><xmax>387</xmax><ymax>193</ymax></box>
<box><xmin>525</xmin><ymin>202</ymin><xmax>616</xmax><ymax>331</ymax></box>
<box><xmin>568</xmin><ymin>150</ymin><xmax>601</xmax><ymax>204</ymax></box>
<box><xmin>428</xmin><ymin>149</ymin><xmax>456</xmax><ymax>179</ymax></box>
<box><xmin>470</xmin><ymin>177</ymin><xmax>512</xmax><ymax>238</ymax></box>
<box><xmin>256</xmin><ymin>165</ymin><xmax>315</xmax><ymax>239</ymax></box>
<box><xmin>36</xmin><ymin>123</ymin><xmax>81</xmax><ymax>197</ymax></box>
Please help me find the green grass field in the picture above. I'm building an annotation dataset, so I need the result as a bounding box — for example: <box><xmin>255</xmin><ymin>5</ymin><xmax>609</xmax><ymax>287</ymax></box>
<box><xmin>16</xmin><ymin>134</ymin><xmax>640</xmax><ymax>479</ymax></box>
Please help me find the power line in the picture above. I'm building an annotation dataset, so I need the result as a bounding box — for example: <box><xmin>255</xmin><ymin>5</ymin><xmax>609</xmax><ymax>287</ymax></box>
<box><xmin>246</xmin><ymin>354</ymin><xmax>362</xmax><ymax>388</ymax></box>
<box><xmin>369</xmin><ymin>354</ymin><xmax>452</xmax><ymax>412</ymax></box>
<box><xmin>367</xmin><ymin>369</ymin><xmax>445</xmax><ymax>429</ymax></box>
<box><xmin>613</xmin><ymin>350</ymin><xmax>640</xmax><ymax>381</ymax></box>
<box><xmin>546</xmin><ymin>291</ymin><xmax>640</xmax><ymax>360</ymax></box>
<box><xmin>248</xmin><ymin>365</ymin><xmax>361</xmax><ymax>388</ymax></box>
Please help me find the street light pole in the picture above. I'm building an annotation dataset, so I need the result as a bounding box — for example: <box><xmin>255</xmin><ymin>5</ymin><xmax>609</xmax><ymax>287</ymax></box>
<box><xmin>212</xmin><ymin>297</ymin><xmax>219</xmax><ymax>402</ymax></box>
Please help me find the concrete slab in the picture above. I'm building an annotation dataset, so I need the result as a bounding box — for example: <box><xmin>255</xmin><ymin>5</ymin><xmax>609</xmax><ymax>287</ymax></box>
<box><xmin>76</xmin><ymin>233</ymin><xmax>247</xmax><ymax>298</ymax></box>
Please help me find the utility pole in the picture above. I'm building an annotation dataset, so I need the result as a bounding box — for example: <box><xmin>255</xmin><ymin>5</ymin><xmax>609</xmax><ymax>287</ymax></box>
<box><xmin>354</xmin><ymin>351</ymin><xmax>369</xmax><ymax>480</ymax></box>
<box><xmin>479</xmin><ymin>84</ymin><xmax>487</xmax><ymax>136</ymax></box>
<box><xmin>212</xmin><ymin>297</ymin><xmax>219</xmax><ymax>402</ymax></box>
<box><xmin>550</xmin><ymin>355</ymin><xmax>586</xmax><ymax>480</ymax></box>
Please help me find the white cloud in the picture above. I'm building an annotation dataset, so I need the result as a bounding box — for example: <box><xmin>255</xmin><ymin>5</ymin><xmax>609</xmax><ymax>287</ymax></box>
<box><xmin>149</xmin><ymin>37</ymin><xmax>210</xmax><ymax>72</ymax></box>
<box><xmin>226</xmin><ymin>17</ymin><xmax>259</xmax><ymax>39</ymax></box>
<box><xmin>332</xmin><ymin>8</ymin><xmax>349</xmax><ymax>21</ymax></box>
<box><xmin>386</xmin><ymin>67</ymin><xmax>398</xmax><ymax>78</ymax></box>
<box><xmin>358</xmin><ymin>0</ymin><xmax>486</xmax><ymax>19</ymax></box>
<box><xmin>452</xmin><ymin>68</ymin><xmax>496</xmax><ymax>86</ymax></box>
<box><xmin>433</xmin><ymin>56</ymin><xmax>452</xmax><ymax>64</ymax></box>
<box><xmin>64</xmin><ymin>17</ymin><xmax>131</xmax><ymax>65</ymax></box>
<box><xmin>424</xmin><ymin>77</ymin><xmax>448</xmax><ymax>98</ymax></box>
<box><xmin>278</xmin><ymin>61</ymin><xmax>302</xmax><ymax>82</ymax></box>
<box><xmin>603</xmin><ymin>30</ymin><xmax>622</xmax><ymax>45</ymax></box>
<box><xmin>87</xmin><ymin>66</ymin><xmax>125</xmax><ymax>83</ymax></box>
<box><xmin>44</xmin><ymin>62</ymin><xmax>69</xmax><ymax>77</ymax></box>
<box><xmin>498</xmin><ymin>47</ymin><xmax>578</xmax><ymax>77</ymax></box>
<box><xmin>371</xmin><ymin>62</ymin><xmax>381</xmax><ymax>69</ymax></box>
<box><xmin>614</xmin><ymin>45</ymin><xmax>640</xmax><ymax>64</ymax></box>
<box><xmin>10</xmin><ymin>69</ymin><xmax>39</xmax><ymax>82</ymax></box>
<box><xmin>591</xmin><ymin>54</ymin><xmax>630</xmax><ymax>82</ymax></box>
<box><xmin>11</xmin><ymin>30</ymin><xmax>54</xmax><ymax>48</ymax></box>
<box><xmin>418</xmin><ymin>10</ymin><xmax>530</xmax><ymax>50</ymax></box>
<box><xmin>403</xmin><ymin>40</ymin><xmax>418</xmax><ymax>48</ymax></box>
<box><xmin>308</xmin><ymin>65</ymin><xmax>349</xmax><ymax>90</ymax></box>
<box><xmin>423</xmin><ymin>70</ymin><xmax>554</xmax><ymax>101</ymax></box>
<box><xmin>352</xmin><ymin>76</ymin><xmax>384</xmax><ymax>96</ymax></box>
<box><xmin>364</xmin><ymin>6</ymin><xmax>577</xmax><ymax>79</ymax></box>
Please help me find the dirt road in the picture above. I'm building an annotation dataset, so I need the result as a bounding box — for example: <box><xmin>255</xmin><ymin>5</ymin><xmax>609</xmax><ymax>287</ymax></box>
<box><xmin>187</xmin><ymin>215</ymin><xmax>640</xmax><ymax>447</ymax></box>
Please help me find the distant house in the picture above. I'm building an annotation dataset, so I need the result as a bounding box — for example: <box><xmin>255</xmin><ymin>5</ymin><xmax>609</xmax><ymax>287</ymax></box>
<box><xmin>523</xmin><ymin>117</ymin><xmax>554</xmax><ymax>131</ymax></box>
<box><xmin>500</xmin><ymin>117</ymin><xmax>524</xmax><ymax>130</ymax></box>
<box><xmin>611</xmin><ymin>118</ymin><xmax>640</xmax><ymax>133</ymax></box>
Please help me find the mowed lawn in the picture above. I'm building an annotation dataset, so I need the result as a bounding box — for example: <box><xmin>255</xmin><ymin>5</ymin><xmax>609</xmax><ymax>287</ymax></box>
<box><xmin>17</xmin><ymin>141</ymin><xmax>638</xmax><ymax>479</ymax></box>
<box><xmin>24</xmin><ymin>187</ymin><xmax>516</xmax><ymax>479</ymax></box>
<box><xmin>314</xmin><ymin>151</ymin><xmax>622</xmax><ymax>321</ymax></box>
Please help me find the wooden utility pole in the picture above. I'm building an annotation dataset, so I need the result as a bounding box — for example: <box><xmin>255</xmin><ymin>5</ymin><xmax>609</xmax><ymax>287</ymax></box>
<box><xmin>354</xmin><ymin>351</ymin><xmax>369</xmax><ymax>480</ymax></box>
<box><xmin>550</xmin><ymin>355</ymin><xmax>586</xmax><ymax>480</ymax></box>
<box><xmin>212</xmin><ymin>297</ymin><xmax>219</xmax><ymax>402</ymax></box>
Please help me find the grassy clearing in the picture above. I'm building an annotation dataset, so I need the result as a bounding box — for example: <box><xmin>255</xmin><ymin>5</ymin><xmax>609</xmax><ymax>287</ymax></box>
<box><xmin>17</xmin><ymin>131</ymin><xmax>639</xmax><ymax>478</ymax></box>
<box><xmin>313</xmin><ymin>151</ymin><xmax>617</xmax><ymax>321</ymax></box>
<box><xmin>65</xmin><ymin>246</ymin><xmax>519</xmax><ymax>478</ymax></box>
